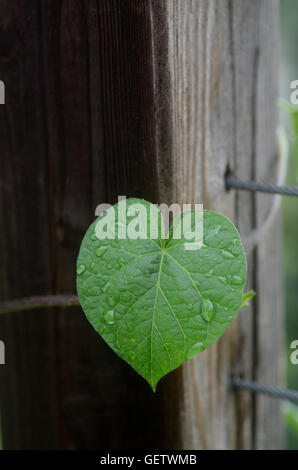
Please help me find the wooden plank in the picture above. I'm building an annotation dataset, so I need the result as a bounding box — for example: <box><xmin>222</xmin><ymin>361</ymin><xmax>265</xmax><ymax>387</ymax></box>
<box><xmin>158</xmin><ymin>0</ymin><xmax>281</xmax><ymax>449</ymax></box>
<box><xmin>165</xmin><ymin>0</ymin><xmax>238</xmax><ymax>449</ymax></box>
<box><xmin>253</xmin><ymin>0</ymin><xmax>284</xmax><ymax>450</ymax></box>
<box><xmin>0</xmin><ymin>0</ymin><xmax>170</xmax><ymax>449</ymax></box>
<box><xmin>0</xmin><ymin>0</ymin><xmax>59</xmax><ymax>448</ymax></box>
<box><xmin>231</xmin><ymin>0</ymin><xmax>262</xmax><ymax>449</ymax></box>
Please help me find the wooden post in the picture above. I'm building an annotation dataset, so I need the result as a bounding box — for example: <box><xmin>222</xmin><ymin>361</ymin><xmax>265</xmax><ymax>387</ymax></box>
<box><xmin>0</xmin><ymin>0</ymin><xmax>282</xmax><ymax>449</ymax></box>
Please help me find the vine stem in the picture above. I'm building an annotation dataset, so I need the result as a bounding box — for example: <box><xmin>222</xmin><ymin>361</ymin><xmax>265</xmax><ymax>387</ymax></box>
<box><xmin>0</xmin><ymin>295</ymin><xmax>79</xmax><ymax>314</ymax></box>
<box><xmin>243</xmin><ymin>126</ymin><xmax>289</xmax><ymax>254</ymax></box>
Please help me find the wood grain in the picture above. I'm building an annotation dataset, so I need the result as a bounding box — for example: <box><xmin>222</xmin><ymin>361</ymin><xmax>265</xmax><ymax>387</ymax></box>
<box><xmin>0</xmin><ymin>0</ymin><xmax>282</xmax><ymax>449</ymax></box>
<box><xmin>0</xmin><ymin>0</ymin><xmax>169</xmax><ymax>450</ymax></box>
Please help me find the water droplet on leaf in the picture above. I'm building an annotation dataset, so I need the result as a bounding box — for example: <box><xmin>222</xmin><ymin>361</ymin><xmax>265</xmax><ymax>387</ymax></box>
<box><xmin>202</xmin><ymin>299</ymin><xmax>216</xmax><ymax>321</ymax></box>
<box><xmin>102</xmin><ymin>282</ymin><xmax>110</xmax><ymax>293</ymax></box>
<box><xmin>204</xmin><ymin>227</ymin><xmax>221</xmax><ymax>245</ymax></box>
<box><xmin>231</xmin><ymin>239</ymin><xmax>241</xmax><ymax>256</ymax></box>
<box><xmin>187</xmin><ymin>342</ymin><xmax>205</xmax><ymax>358</ymax></box>
<box><xmin>221</xmin><ymin>249</ymin><xmax>234</xmax><ymax>260</ymax></box>
<box><xmin>231</xmin><ymin>275</ymin><xmax>243</xmax><ymax>285</ymax></box>
<box><xmin>95</xmin><ymin>246</ymin><xmax>108</xmax><ymax>257</ymax></box>
<box><xmin>104</xmin><ymin>310</ymin><xmax>115</xmax><ymax>324</ymax></box>
<box><xmin>76</xmin><ymin>264</ymin><xmax>86</xmax><ymax>275</ymax></box>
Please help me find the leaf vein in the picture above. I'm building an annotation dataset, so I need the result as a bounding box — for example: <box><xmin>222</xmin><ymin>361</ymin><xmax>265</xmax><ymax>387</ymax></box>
<box><xmin>159</xmin><ymin>287</ymin><xmax>186</xmax><ymax>358</ymax></box>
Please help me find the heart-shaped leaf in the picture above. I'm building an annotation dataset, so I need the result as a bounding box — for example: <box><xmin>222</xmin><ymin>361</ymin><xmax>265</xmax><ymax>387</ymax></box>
<box><xmin>76</xmin><ymin>198</ymin><xmax>247</xmax><ymax>390</ymax></box>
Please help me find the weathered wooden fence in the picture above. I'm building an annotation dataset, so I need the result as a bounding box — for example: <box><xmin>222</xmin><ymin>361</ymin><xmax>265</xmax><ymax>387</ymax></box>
<box><xmin>0</xmin><ymin>0</ymin><xmax>282</xmax><ymax>449</ymax></box>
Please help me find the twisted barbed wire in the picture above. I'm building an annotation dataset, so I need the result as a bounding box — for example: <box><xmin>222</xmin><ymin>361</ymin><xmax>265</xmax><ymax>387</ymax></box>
<box><xmin>226</xmin><ymin>176</ymin><xmax>298</xmax><ymax>197</ymax></box>
<box><xmin>233</xmin><ymin>377</ymin><xmax>298</xmax><ymax>404</ymax></box>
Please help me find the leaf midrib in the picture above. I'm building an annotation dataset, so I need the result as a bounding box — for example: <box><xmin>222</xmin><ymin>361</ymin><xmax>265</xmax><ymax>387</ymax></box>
<box><xmin>113</xmin><ymin>245</ymin><xmax>210</xmax><ymax>388</ymax></box>
<box><xmin>150</xmin><ymin>251</ymin><xmax>165</xmax><ymax>389</ymax></box>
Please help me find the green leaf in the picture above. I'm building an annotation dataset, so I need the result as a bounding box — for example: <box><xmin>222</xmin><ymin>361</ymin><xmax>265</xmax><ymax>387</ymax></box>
<box><xmin>76</xmin><ymin>198</ymin><xmax>247</xmax><ymax>390</ymax></box>
<box><xmin>240</xmin><ymin>290</ymin><xmax>255</xmax><ymax>309</ymax></box>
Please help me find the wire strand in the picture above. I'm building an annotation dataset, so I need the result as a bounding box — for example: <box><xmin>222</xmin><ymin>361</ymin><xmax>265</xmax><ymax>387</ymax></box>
<box><xmin>226</xmin><ymin>176</ymin><xmax>298</xmax><ymax>197</ymax></box>
<box><xmin>232</xmin><ymin>377</ymin><xmax>298</xmax><ymax>404</ymax></box>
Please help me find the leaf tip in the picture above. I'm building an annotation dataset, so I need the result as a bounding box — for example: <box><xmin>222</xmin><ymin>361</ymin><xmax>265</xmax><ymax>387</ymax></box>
<box><xmin>148</xmin><ymin>377</ymin><xmax>159</xmax><ymax>392</ymax></box>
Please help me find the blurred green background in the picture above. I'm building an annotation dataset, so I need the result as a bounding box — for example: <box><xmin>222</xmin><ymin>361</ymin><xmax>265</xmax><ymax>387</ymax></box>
<box><xmin>280</xmin><ymin>0</ymin><xmax>298</xmax><ymax>450</ymax></box>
